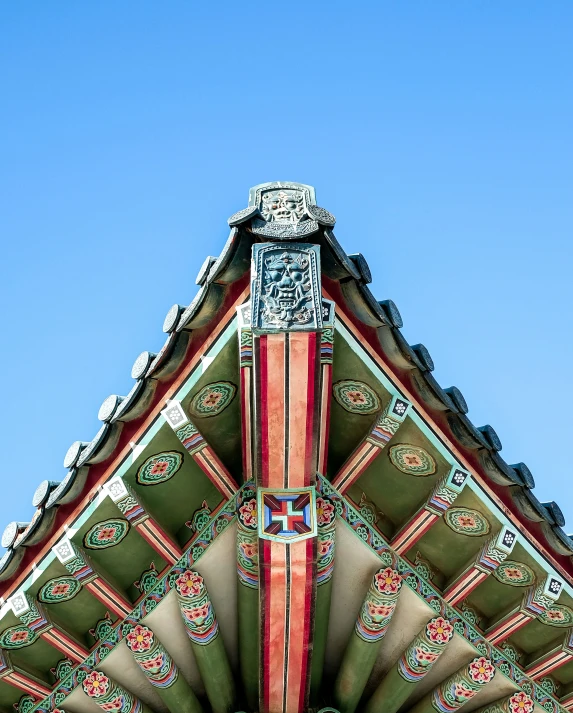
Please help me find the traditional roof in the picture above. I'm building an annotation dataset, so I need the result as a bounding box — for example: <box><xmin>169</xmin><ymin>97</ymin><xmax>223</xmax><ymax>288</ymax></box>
<box><xmin>0</xmin><ymin>182</ymin><xmax>571</xmax><ymax>713</ymax></box>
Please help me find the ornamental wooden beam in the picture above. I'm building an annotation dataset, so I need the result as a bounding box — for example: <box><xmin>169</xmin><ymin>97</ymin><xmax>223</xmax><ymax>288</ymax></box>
<box><xmin>174</xmin><ymin>569</ymin><xmax>235</xmax><ymax>713</ymax></box>
<box><xmin>390</xmin><ymin>465</ymin><xmax>470</xmax><ymax>555</ymax></box>
<box><xmin>52</xmin><ymin>538</ymin><xmax>133</xmax><ymax>619</ymax></box>
<box><xmin>236</xmin><ymin>483</ymin><xmax>259</xmax><ymax>711</ymax></box>
<box><xmin>249</xmin><ymin>242</ymin><xmax>326</xmax><ymax>713</ymax></box>
<box><xmin>81</xmin><ymin>670</ymin><xmax>154</xmax><ymax>713</ymax></box>
<box><xmin>363</xmin><ymin>615</ymin><xmax>455</xmax><ymax>713</ymax></box>
<box><xmin>526</xmin><ymin>629</ymin><xmax>573</xmax><ymax>679</ymax></box>
<box><xmin>331</xmin><ymin>394</ymin><xmax>411</xmax><ymax>493</ymax></box>
<box><xmin>9</xmin><ymin>592</ymin><xmax>89</xmax><ymax>663</ymax></box>
<box><xmin>125</xmin><ymin>623</ymin><xmax>204</xmax><ymax>713</ymax></box>
<box><xmin>486</xmin><ymin>575</ymin><xmax>564</xmax><ymax>645</ymax></box>
<box><xmin>470</xmin><ymin>692</ymin><xmax>535</xmax><ymax>713</ymax></box>
<box><xmin>317</xmin><ymin>299</ymin><xmax>335</xmax><ymax>476</ymax></box>
<box><xmin>442</xmin><ymin>525</ymin><xmax>518</xmax><ymax>605</ymax></box>
<box><xmin>0</xmin><ymin>649</ymin><xmax>51</xmax><ymax>699</ymax></box>
<box><xmin>161</xmin><ymin>401</ymin><xmax>239</xmax><ymax>500</ymax></box>
<box><xmin>333</xmin><ymin>567</ymin><xmax>402</xmax><ymax>713</ymax></box>
<box><xmin>105</xmin><ymin>476</ymin><xmax>183</xmax><ymax>565</ymax></box>
<box><xmin>407</xmin><ymin>656</ymin><xmax>496</xmax><ymax>713</ymax></box>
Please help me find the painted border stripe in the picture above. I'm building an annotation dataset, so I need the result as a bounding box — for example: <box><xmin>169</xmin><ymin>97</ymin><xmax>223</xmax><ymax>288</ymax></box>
<box><xmin>488</xmin><ymin>612</ymin><xmax>531</xmax><ymax>644</ymax></box>
<box><xmin>443</xmin><ymin>569</ymin><xmax>489</xmax><ymax>604</ymax></box>
<box><xmin>391</xmin><ymin>510</ymin><xmax>437</xmax><ymax>554</ymax></box>
<box><xmin>138</xmin><ymin>520</ymin><xmax>182</xmax><ymax>564</ymax></box>
<box><xmin>527</xmin><ymin>651</ymin><xmax>572</xmax><ymax>679</ymax></box>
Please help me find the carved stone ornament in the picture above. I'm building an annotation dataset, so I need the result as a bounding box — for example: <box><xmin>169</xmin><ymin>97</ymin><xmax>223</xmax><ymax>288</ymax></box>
<box><xmin>227</xmin><ymin>181</ymin><xmax>335</xmax><ymax>238</ymax></box>
<box><xmin>251</xmin><ymin>243</ymin><xmax>322</xmax><ymax>332</ymax></box>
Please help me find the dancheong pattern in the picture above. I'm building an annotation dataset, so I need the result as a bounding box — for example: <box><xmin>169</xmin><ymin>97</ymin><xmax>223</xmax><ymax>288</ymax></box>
<box><xmin>432</xmin><ymin>656</ymin><xmax>495</xmax><ymax>713</ymax></box>
<box><xmin>492</xmin><ymin>561</ymin><xmax>536</xmax><ymax>587</ymax></box>
<box><xmin>136</xmin><ymin>451</ymin><xmax>183</xmax><ymax>486</ymax></box>
<box><xmin>174</xmin><ymin>570</ymin><xmax>219</xmax><ymax>644</ymax></box>
<box><xmin>189</xmin><ymin>382</ymin><xmax>236</xmax><ymax>418</ymax></box>
<box><xmin>388</xmin><ymin>444</ymin><xmax>437</xmax><ymax>477</ymax></box>
<box><xmin>38</xmin><ymin>576</ymin><xmax>82</xmax><ymax>604</ymax></box>
<box><xmin>83</xmin><ymin>671</ymin><xmax>140</xmax><ymax>713</ymax></box>
<box><xmin>355</xmin><ymin>568</ymin><xmax>401</xmax><ymax>642</ymax></box>
<box><xmin>398</xmin><ymin>616</ymin><xmax>454</xmax><ymax>682</ymax></box>
<box><xmin>237</xmin><ymin>484</ymin><xmax>258</xmax><ymax>588</ymax></box>
<box><xmin>83</xmin><ymin>518</ymin><xmax>130</xmax><ymax>549</ymax></box>
<box><xmin>332</xmin><ymin>380</ymin><xmax>381</xmax><ymax>415</ymax></box>
<box><xmin>125</xmin><ymin>624</ymin><xmax>178</xmax><ymax>688</ymax></box>
<box><xmin>317</xmin><ymin>496</ymin><xmax>336</xmax><ymax>585</ymax></box>
<box><xmin>0</xmin><ymin>625</ymin><xmax>38</xmax><ymax>649</ymax></box>
<box><xmin>537</xmin><ymin>604</ymin><xmax>573</xmax><ymax>628</ymax></box>
<box><xmin>444</xmin><ymin>507</ymin><xmax>491</xmax><ymax>537</ymax></box>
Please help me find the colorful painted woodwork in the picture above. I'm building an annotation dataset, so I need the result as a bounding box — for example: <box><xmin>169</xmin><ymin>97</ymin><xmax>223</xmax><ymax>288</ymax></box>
<box><xmin>332</xmin><ymin>394</ymin><xmax>411</xmax><ymax>493</ymax></box>
<box><xmin>174</xmin><ymin>569</ymin><xmax>235</xmax><ymax>713</ymax></box>
<box><xmin>82</xmin><ymin>670</ymin><xmax>154</xmax><ymax>713</ymax></box>
<box><xmin>363</xmin><ymin>616</ymin><xmax>455</xmax><ymax>713</ymax></box>
<box><xmin>124</xmin><ymin>623</ymin><xmax>203</xmax><ymax>713</ymax></box>
<box><xmin>390</xmin><ymin>464</ymin><xmax>470</xmax><ymax>554</ymax></box>
<box><xmin>407</xmin><ymin>656</ymin><xmax>496</xmax><ymax>713</ymax></box>
<box><xmin>333</xmin><ymin>567</ymin><xmax>402</xmax><ymax>713</ymax></box>
<box><xmin>105</xmin><ymin>476</ymin><xmax>183</xmax><ymax>565</ymax></box>
<box><xmin>4</xmin><ymin>182</ymin><xmax>573</xmax><ymax>713</ymax></box>
<box><xmin>9</xmin><ymin>592</ymin><xmax>88</xmax><ymax>663</ymax></box>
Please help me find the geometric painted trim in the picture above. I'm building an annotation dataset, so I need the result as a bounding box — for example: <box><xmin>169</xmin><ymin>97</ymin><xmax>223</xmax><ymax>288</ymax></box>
<box><xmin>257</xmin><ymin>487</ymin><xmax>317</xmax><ymax>543</ymax></box>
<box><xmin>38</xmin><ymin>577</ymin><xmax>82</xmax><ymax>604</ymax></box>
<box><xmin>493</xmin><ymin>562</ymin><xmax>536</xmax><ymax>588</ymax></box>
<box><xmin>83</xmin><ymin>519</ymin><xmax>130</xmax><ymax>550</ymax></box>
<box><xmin>0</xmin><ymin>625</ymin><xmax>38</xmax><ymax>649</ymax></box>
<box><xmin>332</xmin><ymin>380</ymin><xmax>381</xmax><ymax>414</ymax></box>
<box><xmin>136</xmin><ymin>452</ymin><xmax>183</xmax><ymax>486</ymax></box>
<box><xmin>444</xmin><ymin>507</ymin><xmax>491</xmax><ymax>537</ymax></box>
<box><xmin>189</xmin><ymin>382</ymin><xmax>237</xmax><ymax>418</ymax></box>
<box><xmin>537</xmin><ymin>605</ymin><xmax>573</xmax><ymax>628</ymax></box>
<box><xmin>388</xmin><ymin>444</ymin><xmax>437</xmax><ymax>477</ymax></box>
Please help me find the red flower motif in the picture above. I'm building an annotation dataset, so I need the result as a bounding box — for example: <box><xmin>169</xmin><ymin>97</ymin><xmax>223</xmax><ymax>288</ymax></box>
<box><xmin>426</xmin><ymin>617</ymin><xmax>454</xmax><ymax>644</ymax></box>
<box><xmin>374</xmin><ymin>568</ymin><xmax>401</xmax><ymax>595</ymax></box>
<box><xmin>126</xmin><ymin>624</ymin><xmax>154</xmax><ymax>653</ymax></box>
<box><xmin>9</xmin><ymin>630</ymin><xmax>29</xmax><ymax>643</ymax></box>
<box><xmin>184</xmin><ymin>602</ymin><xmax>210</xmax><ymax>624</ymax></box>
<box><xmin>347</xmin><ymin>390</ymin><xmax>367</xmax><ymax>404</ymax></box>
<box><xmin>150</xmin><ymin>460</ymin><xmax>169</xmax><ymax>475</ymax></box>
<box><xmin>202</xmin><ymin>391</ymin><xmax>223</xmax><ymax>408</ymax></box>
<box><xmin>239</xmin><ymin>542</ymin><xmax>257</xmax><ymax>559</ymax></box>
<box><xmin>101</xmin><ymin>696</ymin><xmax>123</xmax><ymax>712</ymax></box>
<box><xmin>367</xmin><ymin>601</ymin><xmax>395</xmax><ymax>620</ymax></box>
<box><xmin>83</xmin><ymin>671</ymin><xmax>110</xmax><ymax>698</ymax></box>
<box><xmin>316</xmin><ymin>497</ymin><xmax>335</xmax><ymax>525</ymax></box>
<box><xmin>239</xmin><ymin>499</ymin><xmax>257</xmax><ymax>528</ymax></box>
<box><xmin>414</xmin><ymin>647</ymin><xmax>439</xmax><ymax>666</ymax></box>
<box><xmin>96</xmin><ymin>527</ymin><xmax>117</xmax><ymax>542</ymax></box>
<box><xmin>175</xmin><ymin>571</ymin><xmax>204</xmax><ymax>597</ymax></box>
<box><xmin>458</xmin><ymin>515</ymin><xmax>477</xmax><ymax>528</ymax></box>
<box><xmin>503</xmin><ymin>567</ymin><xmax>524</xmax><ymax>580</ymax></box>
<box><xmin>318</xmin><ymin>539</ymin><xmax>334</xmax><ymax>557</ymax></box>
<box><xmin>468</xmin><ymin>657</ymin><xmax>495</xmax><ymax>684</ymax></box>
<box><xmin>546</xmin><ymin>609</ymin><xmax>565</xmax><ymax>621</ymax></box>
<box><xmin>140</xmin><ymin>653</ymin><xmax>164</xmax><ymax>672</ymax></box>
<box><xmin>453</xmin><ymin>682</ymin><xmax>476</xmax><ymax>701</ymax></box>
<box><xmin>52</xmin><ymin>582</ymin><xmax>71</xmax><ymax>596</ymax></box>
<box><xmin>509</xmin><ymin>692</ymin><xmax>534</xmax><ymax>713</ymax></box>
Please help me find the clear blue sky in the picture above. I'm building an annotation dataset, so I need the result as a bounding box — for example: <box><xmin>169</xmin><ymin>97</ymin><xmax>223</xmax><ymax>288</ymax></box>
<box><xmin>1</xmin><ymin>2</ymin><xmax>572</xmax><ymax>547</ymax></box>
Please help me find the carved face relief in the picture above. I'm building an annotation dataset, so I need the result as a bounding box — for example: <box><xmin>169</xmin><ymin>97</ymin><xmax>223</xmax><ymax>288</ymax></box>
<box><xmin>262</xmin><ymin>251</ymin><xmax>313</xmax><ymax>327</ymax></box>
<box><xmin>261</xmin><ymin>190</ymin><xmax>305</xmax><ymax>224</ymax></box>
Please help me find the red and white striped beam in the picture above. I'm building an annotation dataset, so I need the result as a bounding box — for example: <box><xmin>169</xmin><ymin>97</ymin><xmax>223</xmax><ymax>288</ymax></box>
<box><xmin>161</xmin><ymin>402</ymin><xmax>239</xmax><ymax>500</ymax></box>
<box><xmin>9</xmin><ymin>592</ymin><xmax>89</xmax><ymax>663</ymax></box>
<box><xmin>332</xmin><ymin>394</ymin><xmax>411</xmax><ymax>493</ymax></box>
<box><xmin>52</xmin><ymin>538</ymin><xmax>133</xmax><ymax>619</ymax></box>
<box><xmin>487</xmin><ymin>575</ymin><xmax>565</xmax><ymax>646</ymax></box>
<box><xmin>443</xmin><ymin>526</ymin><xmax>518</xmax><ymax>605</ymax></box>
<box><xmin>390</xmin><ymin>465</ymin><xmax>470</xmax><ymax>555</ymax></box>
<box><xmin>526</xmin><ymin>630</ymin><xmax>573</xmax><ymax>679</ymax></box>
<box><xmin>105</xmin><ymin>476</ymin><xmax>183</xmax><ymax>565</ymax></box>
<box><xmin>0</xmin><ymin>649</ymin><xmax>51</xmax><ymax>699</ymax></box>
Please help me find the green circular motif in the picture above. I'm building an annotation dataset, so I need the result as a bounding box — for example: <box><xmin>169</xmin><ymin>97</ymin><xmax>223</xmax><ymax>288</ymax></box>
<box><xmin>388</xmin><ymin>444</ymin><xmax>437</xmax><ymax>476</ymax></box>
<box><xmin>538</xmin><ymin>604</ymin><xmax>573</xmax><ymax>628</ymax></box>
<box><xmin>332</xmin><ymin>380</ymin><xmax>381</xmax><ymax>414</ymax></box>
<box><xmin>38</xmin><ymin>576</ymin><xmax>82</xmax><ymax>603</ymax></box>
<box><xmin>190</xmin><ymin>382</ymin><xmax>237</xmax><ymax>418</ymax></box>
<box><xmin>84</xmin><ymin>519</ymin><xmax>129</xmax><ymax>550</ymax></box>
<box><xmin>444</xmin><ymin>507</ymin><xmax>491</xmax><ymax>537</ymax></box>
<box><xmin>492</xmin><ymin>561</ymin><xmax>536</xmax><ymax>587</ymax></box>
<box><xmin>0</xmin><ymin>625</ymin><xmax>38</xmax><ymax>649</ymax></box>
<box><xmin>137</xmin><ymin>451</ymin><xmax>183</xmax><ymax>486</ymax></box>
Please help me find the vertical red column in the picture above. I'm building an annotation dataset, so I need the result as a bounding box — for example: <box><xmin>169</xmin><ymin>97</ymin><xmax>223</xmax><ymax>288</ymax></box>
<box><xmin>254</xmin><ymin>331</ymin><xmax>321</xmax><ymax>713</ymax></box>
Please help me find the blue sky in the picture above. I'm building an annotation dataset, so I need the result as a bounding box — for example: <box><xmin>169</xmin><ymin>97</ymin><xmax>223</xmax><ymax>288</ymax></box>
<box><xmin>1</xmin><ymin>2</ymin><xmax>572</xmax><ymax>546</ymax></box>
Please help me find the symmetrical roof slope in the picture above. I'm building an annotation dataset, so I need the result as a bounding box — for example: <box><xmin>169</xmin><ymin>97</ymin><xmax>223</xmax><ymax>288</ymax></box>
<box><xmin>0</xmin><ymin>182</ymin><xmax>571</xmax><ymax>713</ymax></box>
